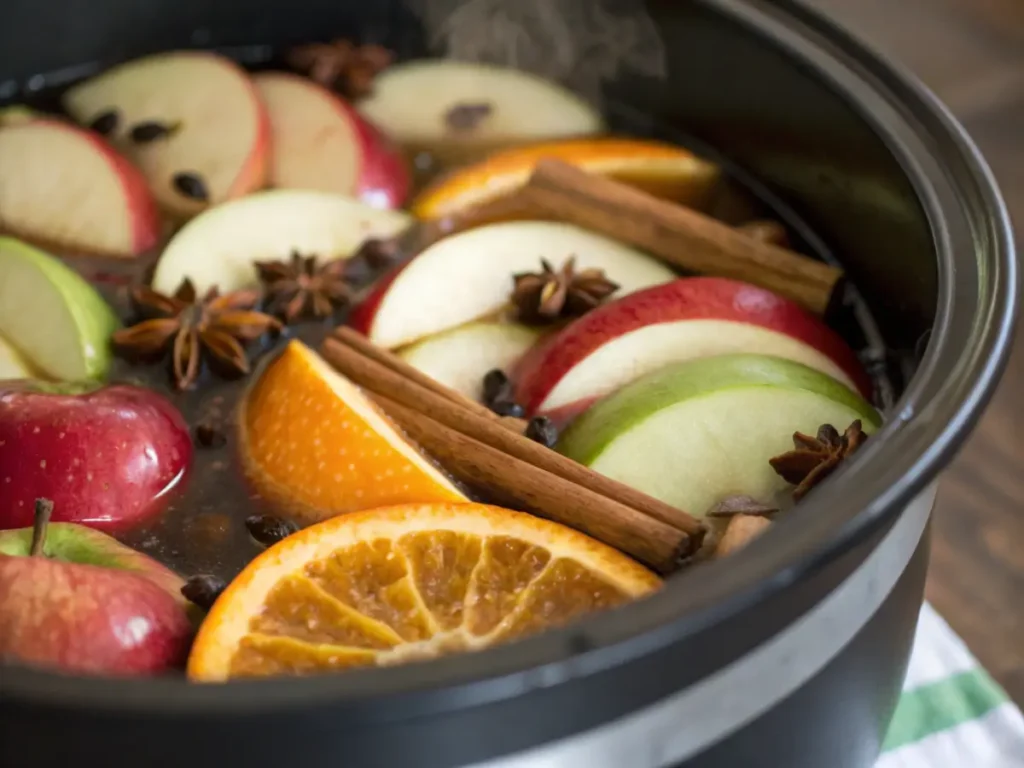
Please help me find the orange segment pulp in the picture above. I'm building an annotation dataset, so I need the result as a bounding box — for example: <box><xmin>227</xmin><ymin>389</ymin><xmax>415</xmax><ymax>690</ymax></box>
<box><xmin>240</xmin><ymin>340</ymin><xmax>466</xmax><ymax>523</ymax></box>
<box><xmin>411</xmin><ymin>137</ymin><xmax>722</xmax><ymax>221</ymax></box>
<box><xmin>187</xmin><ymin>502</ymin><xmax>660</xmax><ymax>681</ymax></box>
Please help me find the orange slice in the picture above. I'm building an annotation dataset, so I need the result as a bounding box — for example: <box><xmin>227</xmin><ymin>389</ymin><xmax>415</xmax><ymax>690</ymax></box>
<box><xmin>411</xmin><ymin>137</ymin><xmax>721</xmax><ymax>221</ymax></box>
<box><xmin>187</xmin><ymin>502</ymin><xmax>660</xmax><ymax>680</ymax></box>
<box><xmin>240</xmin><ymin>340</ymin><xmax>466</xmax><ymax>523</ymax></box>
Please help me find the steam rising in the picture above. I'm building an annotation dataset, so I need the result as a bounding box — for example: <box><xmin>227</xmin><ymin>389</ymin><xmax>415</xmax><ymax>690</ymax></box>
<box><xmin>407</xmin><ymin>0</ymin><xmax>666</xmax><ymax>106</ymax></box>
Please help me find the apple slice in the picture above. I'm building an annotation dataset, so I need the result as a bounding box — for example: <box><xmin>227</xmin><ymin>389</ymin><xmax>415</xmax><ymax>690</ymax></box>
<box><xmin>254</xmin><ymin>72</ymin><xmax>409</xmax><ymax>209</ymax></box>
<box><xmin>240</xmin><ymin>340</ymin><xmax>467</xmax><ymax>524</ymax></box>
<box><xmin>0</xmin><ymin>334</ymin><xmax>34</xmax><ymax>379</ymax></box>
<box><xmin>412</xmin><ymin>138</ymin><xmax>721</xmax><ymax>221</ymax></box>
<box><xmin>0</xmin><ymin>238</ymin><xmax>120</xmax><ymax>380</ymax></box>
<box><xmin>151</xmin><ymin>189</ymin><xmax>411</xmax><ymax>295</ymax></box>
<box><xmin>513</xmin><ymin>277</ymin><xmax>871</xmax><ymax>417</ymax></box>
<box><xmin>63</xmin><ymin>51</ymin><xmax>270</xmax><ymax>219</ymax></box>
<box><xmin>0</xmin><ymin>120</ymin><xmax>160</xmax><ymax>258</ymax></box>
<box><xmin>349</xmin><ymin>220</ymin><xmax>676</xmax><ymax>349</ymax></box>
<box><xmin>558</xmin><ymin>354</ymin><xmax>880</xmax><ymax>517</ymax></box>
<box><xmin>0</xmin><ymin>104</ymin><xmax>38</xmax><ymax>127</ymax></box>
<box><xmin>358</xmin><ymin>60</ymin><xmax>604</xmax><ymax>165</ymax></box>
<box><xmin>397</xmin><ymin>322</ymin><xmax>542</xmax><ymax>400</ymax></box>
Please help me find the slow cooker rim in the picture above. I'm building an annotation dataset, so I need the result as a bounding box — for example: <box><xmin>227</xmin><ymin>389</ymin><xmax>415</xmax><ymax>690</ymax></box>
<box><xmin>1</xmin><ymin>0</ymin><xmax>1016</xmax><ymax>718</ymax></box>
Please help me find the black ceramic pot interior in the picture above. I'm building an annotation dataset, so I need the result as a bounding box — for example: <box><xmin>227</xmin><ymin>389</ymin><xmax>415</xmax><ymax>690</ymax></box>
<box><xmin>0</xmin><ymin>0</ymin><xmax>1014</xmax><ymax>723</ymax></box>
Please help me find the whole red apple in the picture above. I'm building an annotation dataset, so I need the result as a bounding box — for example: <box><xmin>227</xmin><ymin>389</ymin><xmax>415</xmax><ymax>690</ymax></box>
<box><xmin>0</xmin><ymin>499</ymin><xmax>193</xmax><ymax>675</ymax></box>
<box><xmin>0</xmin><ymin>382</ymin><xmax>192</xmax><ymax>532</ymax></box>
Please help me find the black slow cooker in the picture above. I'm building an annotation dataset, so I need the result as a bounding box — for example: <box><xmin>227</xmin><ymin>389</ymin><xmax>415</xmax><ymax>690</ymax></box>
<box><xmin>0</xmin><ymin>1</ymin><xmax>1017</xmax><ymax>766</ymax></box>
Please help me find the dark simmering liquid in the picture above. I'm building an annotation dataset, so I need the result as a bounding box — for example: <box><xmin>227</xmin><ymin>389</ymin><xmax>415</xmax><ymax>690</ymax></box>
<box><xmin>3</xmin><ymin>52</ymin><xmax>905</xmax><ymax>588</ymax></box>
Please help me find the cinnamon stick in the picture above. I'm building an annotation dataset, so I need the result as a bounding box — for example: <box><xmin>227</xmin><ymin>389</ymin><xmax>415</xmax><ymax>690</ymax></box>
<box><xmin>333</xmin><ymin>327</ymin><xmax>527</xmax><ymax>433</ymax></box>
<box><xmin>371</xmin><ymin>393</ymin><xmax>688</xmax><ymax>573</ymax></box>
<box><xmin>521</xmin><ymin>159</ymin><xmax>842</xmax><ymax>315</ymax></box>
<box><xmin>322</xmin><ymin>336</ymin><xmax>703</xmax><ymax>540</ymax></box>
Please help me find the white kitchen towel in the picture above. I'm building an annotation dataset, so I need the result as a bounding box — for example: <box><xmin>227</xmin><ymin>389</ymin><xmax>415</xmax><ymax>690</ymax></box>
<box><xmin>877</xmin><ymin>603</ymin><xmax>1024</xmax><ymax>766</ymax></box>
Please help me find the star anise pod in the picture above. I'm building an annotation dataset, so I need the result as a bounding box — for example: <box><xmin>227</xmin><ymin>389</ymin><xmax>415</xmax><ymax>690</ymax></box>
<box><xmin>286</xmin><ymin>39</ymin><xmax>393</xmax><ymax>99</ymax></box>
<box><xmin>511</xmin><ymin>257</ymin><xmax>619</xmax><ymax>325</ymax></box>
<box><xmin>769</xmin><ymin>421</ymin><xmax>868</xmax><ymax>500</ymax></box>
<box><xmin>111</xmin><ymin>279</ymin><xmax>282</xmax><ymax>390</ymax></box>
<box><xmin>254</xmin><ymin>252</ymin><xmax>353</xmax><ymax>323</ymax></box>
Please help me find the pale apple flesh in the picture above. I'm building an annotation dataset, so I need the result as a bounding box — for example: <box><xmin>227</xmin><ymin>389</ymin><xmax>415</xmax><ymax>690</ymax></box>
<box><xmin>397</xmin><ymin>322</ymin><xmax>542</xmax><ymax>400</ymax></box>
<box><xmin>63</xmin><ymin>51</ymin><xmax>270</xmax><ymax>219</ymax></box>
<box><xmin>350</xmin><ymin>220</ymin><xmax>676</xmax><ymax>350</ymax></box>
<box><xmin>0</xmin><ymin>121</ymin><xmax>160</xmax><ymax>258</ymax></box>
<box><xmin>358</xmin><ymin>60</ymin><xmax>605</xmax><ymax>165</ymax></box>
<box><xmin>0</xmin><ymin>237</ymin><xmax>120</xmax><ymax>381</ymax></box>
<box><xmin>558</xmin><ymin>354</ymin><xmax>879</xmax><ymax>517</ymax></box>
<box><xmin>151</xmin><ymin>189</ymin><xmax>411</xmax><ymax>295</ymax></box>
<box><xmin>0</xmin><ymin>333</ymin><xmax>34</xmax><ymax>379</ymax></box>
<box><xmin>254</xmin><ymin>72</ymin><xmax>409</xmax><ymax>209</ymax></box>
<box><xmin>513</xmin><ymin>277</ymin><xmax>871</xmax><ymax>415</ymax></box>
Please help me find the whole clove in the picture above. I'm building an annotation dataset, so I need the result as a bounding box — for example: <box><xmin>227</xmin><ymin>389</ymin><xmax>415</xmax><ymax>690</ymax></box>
<box><xmin>245</xmin><ymin>514</ymin><xmax>299</xmax><ymax>547</ymax></box>
<box><xmin>88</xmin><ymin>109</ymin><xmax>119</xmax><ymax>136</ymax></box>
<box><xmin>525</xmin><ymin>416</ymin><xmax>559</xmax><ymax>448</ymax></box>
<box><xmin>181</xmin><ymin>574</ymin><xmax>227</xmax><ymax>611</ymax></box>
<box><xmin>130</xmin><ymin>120</ymin><xmax>179</xmax><ymax>143</ymax></box>
<box><xmin>172</xmin><ymin>171</ymin><xmax>209</xmax><ymax>202</ymax></box>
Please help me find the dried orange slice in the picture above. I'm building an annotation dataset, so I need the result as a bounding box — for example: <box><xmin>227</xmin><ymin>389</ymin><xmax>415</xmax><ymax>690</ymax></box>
<box><xmin>411</xmin><ymin>137</ymin><xmax>721</xmax><ymax>221</ymax></box>
<box><xmin>187</xmin><ymin>502</ymin><xmax>659</xmax><ymax>681</ymax></box>
<box><xmin>239</xmin><ymin>340</ymin><xmax>466</xmax><ymax>523</ymax></box>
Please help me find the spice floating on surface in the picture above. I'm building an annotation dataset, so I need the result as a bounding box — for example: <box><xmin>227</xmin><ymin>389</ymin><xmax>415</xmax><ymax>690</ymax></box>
<box><xmin>87</xmin><ymin>109</ymin><xmax>119</xmax><ymax>136</ymax></box>
<box><xmin>769</xmin><ymin>420</ymin><xmax>868</xmax><ymax>500</ymax></box>
<box><xmin>181</xmin><ymin>574</ymin><xmax>228</xmax><ymax>611</ymax></box>
<box><xmin>525</xmin><ymin>416</ymin><xmax>559</xmax><ymax>448</ymax></box>
<box><xmin>172</xmin><ymin>171</ymin><xmax>209</xmax><ymax>202</ymax></box>
<box><xmin>706</xmin><ymin>495</ymin><xmax>780</xmax><ymax>519</ymax></box>
<box><xmin>445</xmin><ymin>101</ymin><xmax>494</xmax><ymax>133</ymax></box>
<box><xmin>511</xmin><ymin>257</ymin><xmax>619</xmax><ymax>325</ymax></box>
<box><xmin>111</xmin><ymin>278</ymin><xmax>282</xmax><ymax>390</ymax></box>
<box><xmin>286</xmin><ymin>39</ymin><xmax>393</xmax><ymax>99</ymax></box>
<box><xmin>482</xmin><ymin>369</ymin><xmax>514</xmax><ymax>406</ymax></box>
<box><xmin>245</xmin><ymin>514</ymin><xmax>299</xmax><ymax>548</ymax></box>
<box><xmin>255</xmin><ymin>251</ymin><xmax>353</xmax><ymax>323</ymax></box>
<box><xmin>129</xmin><ymin>120</ymin><xmax>180</xmax><ymax>144</ymax></box>
<box><xmin>194</xmin><ymin>422</ymin><xmax>227</xmax><ymax>449</ymax></box>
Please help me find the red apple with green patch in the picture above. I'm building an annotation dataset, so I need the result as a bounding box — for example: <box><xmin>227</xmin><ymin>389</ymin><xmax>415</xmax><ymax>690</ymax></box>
<box><xmin>0</xmin><ymin>499</ymin><xmax>193</xmax><ymax>675</ymax></box>
<box><xmin>513</xmin><ymin>277</ymin><xmax>870</xmax><ymax>419</ymax></box>
<box><xmin>0</xmin><ymin>382</ymin><xmax>192</xmax><ymax>532</ymax></box>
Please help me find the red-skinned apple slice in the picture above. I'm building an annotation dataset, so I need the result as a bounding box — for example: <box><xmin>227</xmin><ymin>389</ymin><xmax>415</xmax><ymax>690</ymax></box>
<box><xmin>151</xmin><ymin>189</ymin><xmax>411</xmax><ymax>295</ymax></box>
<box><xmin>358</xmin><ymin>60</ymin><xmax>604</xmax><ymax>165</ymax></box>
<box><xmin>63</xmin><ymin>51</ymin><xmax>270</xmax><ymax>219</ymax></box>
<box><xmin>513</xmin><ymin>277</ymin><xmax>871</xmax><ymax>417</ymax></box>
<box><xmin>349</xmin><ymin>220</ymin><xmax>675</xmax><ymax>349</ymax></box>
<box><xmin>0</xmin><ymin>121</ymin><xmax>160</xmax><ymax>257</ymax></box>
<box><xmin>254</xmin><ymin>72</ymin><xmax>410</xmax><ymax>209</ymax></box>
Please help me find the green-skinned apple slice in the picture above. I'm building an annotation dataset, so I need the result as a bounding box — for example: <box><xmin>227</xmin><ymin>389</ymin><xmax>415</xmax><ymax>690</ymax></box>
<box><xmin>558</xmin><ymin>354</ymin><xmax>880</xmax><ymax>517</ymax></box>
<box><xmin>151</xmin><ymin>189</ymin><xmax>411</xmax><ymax>295</ymax></box>
<box><xmin>0</xmin><ymin>237</ymin><xmax>120</xmax><ymax>380</ymax></box>
<box><xmin>0</xmin><ymin>104</ymin><xmax>38</xmax><ymax>127</ymax></box>
<box><xmin>397</xmin><ymin>321</ymin><xmax>542</xmax><ymax>400</ymax></box>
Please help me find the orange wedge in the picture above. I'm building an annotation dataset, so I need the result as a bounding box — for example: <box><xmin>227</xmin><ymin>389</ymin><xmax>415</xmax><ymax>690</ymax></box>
<box><xmin>239</xmin><ymin>340</ymin><xmax>466</xmax><ymax>524</ymax></box>
<box><xmin>187</xmin><ymin>502</ymin><xmax>660</xmax><ymax>680</ymax></box>
<box><xmin>411</xmin><ymin>137</ymin><xmax>721</xmax><ymax>221</ymax></box>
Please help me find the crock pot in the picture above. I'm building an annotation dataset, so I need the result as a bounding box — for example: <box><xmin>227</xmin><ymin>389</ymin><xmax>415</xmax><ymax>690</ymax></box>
<box><xmin>0</xmin><ymin>1</ymin><xmax>1017</xmax><ymax>766</ymax></box>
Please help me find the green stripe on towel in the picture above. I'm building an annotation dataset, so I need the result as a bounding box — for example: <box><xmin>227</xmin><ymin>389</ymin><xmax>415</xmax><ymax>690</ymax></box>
<box><xmin>883</xmin><ymin>669</ymin><xmax>1010</xmax><ymax>751</ymax></box>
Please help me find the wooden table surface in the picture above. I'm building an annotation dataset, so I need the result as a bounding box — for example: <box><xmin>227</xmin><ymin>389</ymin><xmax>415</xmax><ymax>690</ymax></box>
<box><xmin>808</xmin><ymin>0</ymin><xmax>1024</xmax><ymax>705</ymax></box>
